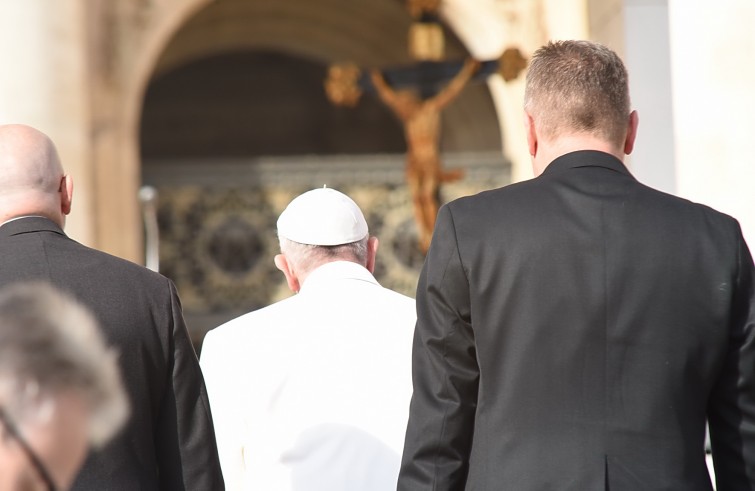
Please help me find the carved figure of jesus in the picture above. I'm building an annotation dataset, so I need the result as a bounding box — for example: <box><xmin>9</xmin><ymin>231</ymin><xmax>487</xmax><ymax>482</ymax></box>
<box><xmin>370</xmin><ymin>58</ymin><xmax>480</xmax><ymax>252</ymax></box>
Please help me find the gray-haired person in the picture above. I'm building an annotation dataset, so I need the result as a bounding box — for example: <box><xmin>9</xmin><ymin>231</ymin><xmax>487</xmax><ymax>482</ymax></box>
<box><xmin>201</xmin><ymin>187</ymin><xmax>416</xmax><ymax>490</ymax></box>
<box><xmin>0</xmin><ymin>282</ymin><xmax>128</xmax><ymax>491</ymax></box>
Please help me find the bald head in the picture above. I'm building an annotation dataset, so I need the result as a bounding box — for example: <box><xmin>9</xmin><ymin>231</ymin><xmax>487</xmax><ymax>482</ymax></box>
<box><xmin>0</xmin><ymin>124</ymin><xmax>72</xmax><ymax>226</ymax></box>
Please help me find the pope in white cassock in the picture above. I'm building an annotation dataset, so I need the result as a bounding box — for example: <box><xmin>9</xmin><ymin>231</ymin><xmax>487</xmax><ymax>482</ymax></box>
<box><xmin>200</xmin><ymin>187</ymin><xmax>416</xmax><ymax>491</ymax></box>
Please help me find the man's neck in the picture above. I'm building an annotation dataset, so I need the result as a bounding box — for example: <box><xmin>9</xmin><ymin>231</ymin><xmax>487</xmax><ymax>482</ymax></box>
<box><xmin>533</xmin><ymin>135</ymin><xmax>624</xmax><ymax>177</ymax></box>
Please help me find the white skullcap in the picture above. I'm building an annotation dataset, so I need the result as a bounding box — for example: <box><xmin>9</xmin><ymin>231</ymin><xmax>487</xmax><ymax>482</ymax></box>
<box><xmin>277</xmin><ymin>187</ymin><xmax>368</xmax><ymax>246</ymax></box>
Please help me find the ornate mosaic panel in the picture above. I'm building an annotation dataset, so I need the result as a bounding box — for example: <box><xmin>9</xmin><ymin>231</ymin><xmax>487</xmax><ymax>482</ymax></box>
<box><xmin>143</xmin><ymin>152</ymin><xmax>510</xmax><ymax>340</ymax></box>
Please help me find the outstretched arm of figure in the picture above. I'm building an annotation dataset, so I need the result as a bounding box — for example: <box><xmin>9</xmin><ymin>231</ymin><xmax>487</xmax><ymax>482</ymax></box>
<box><xmin>430</xmin><ymin>58</ymin><xmax>481</xmax><ymax>110</ymax></box>
<box><xmin>370</xmin><ymin>69</ymin><xmax>405</xmax><ymax>116</ymax></box>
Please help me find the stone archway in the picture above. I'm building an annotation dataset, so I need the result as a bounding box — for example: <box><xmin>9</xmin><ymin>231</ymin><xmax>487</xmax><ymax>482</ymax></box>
<box><xmin>146</xmin><ymin>0</ymin><xmax>502</xmax><ymax>153</ymax></box>
<box><xmin>2</xmin><ymin>0</ymin><xmax>616</xmax><ymax>263</ymax></box>
<box><xmin>134</xmin><ymin>0</ymin><xmax>506</xmax><ymax>340</ymax></box>
<box><xmin>104</xmin><ymin>0</ymin><xmax>508</xmax><ymax>263</ymax></box>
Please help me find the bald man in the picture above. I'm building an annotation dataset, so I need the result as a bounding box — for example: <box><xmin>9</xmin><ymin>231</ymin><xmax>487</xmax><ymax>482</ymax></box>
<box><xmin>0</xmin><ymin>124</ymin><xmax>224</xmax><ymax>490</ymax></box>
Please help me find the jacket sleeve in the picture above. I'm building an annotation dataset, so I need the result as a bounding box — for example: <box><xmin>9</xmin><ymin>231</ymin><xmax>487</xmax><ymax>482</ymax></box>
<box><xmin>397</xmin><ymin>204</ymin><xmax>479</xmax><ymax>491</ymax></box>
<box><xmin>155</xmin><ymin>279</ymin><xmax>225</xmax><ymax>490</ymax></box>
<box><xmin>708</xmin><ymin>226</ymin><xmax>755</xmax><ymax>489</ymax></box>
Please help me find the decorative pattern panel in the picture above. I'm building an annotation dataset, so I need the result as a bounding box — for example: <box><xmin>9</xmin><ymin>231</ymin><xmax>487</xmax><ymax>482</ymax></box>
<box><xmin>144</xmin><ymin>152</ymin><xmax>510</xmax><ymax>338</ymax></box>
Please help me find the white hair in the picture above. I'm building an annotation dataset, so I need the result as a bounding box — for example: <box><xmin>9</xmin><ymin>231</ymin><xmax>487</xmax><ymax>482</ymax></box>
<box><xmin>0</xmin><ymin>282</ymin><xmax>128</xmax><ymax>447</ymax></box>
<box><xmin>279</xmin><ymin>235</ymin><xmax>369</xmax><ymax>276</ymax></box>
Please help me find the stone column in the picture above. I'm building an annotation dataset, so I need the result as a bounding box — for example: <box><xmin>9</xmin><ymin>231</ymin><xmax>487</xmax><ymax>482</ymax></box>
<box><xmin>668</xmin><ymin>0</ymin><xmax>755</xmax><ymax>246</ymax></box>
<box><xmin>89</xmin><ymin>0</ymin><xmax>213</xmax><ymax>265</ymax></box>
<box><xmin>623</xmin><ymin>0</ymin><xmax>676</xmax><ymax>194</ymax></box>
<box><xmin>0</xmin><ymin>0</ymin><xmax>95</xmax><ymax>245</ymax></box>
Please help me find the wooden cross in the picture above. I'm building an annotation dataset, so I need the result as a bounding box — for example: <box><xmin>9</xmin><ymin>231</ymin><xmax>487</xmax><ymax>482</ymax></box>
<box><xmin>324</xmin><ymin>6</ymin><xmax>527</xmax><ymax>252</ymax></box>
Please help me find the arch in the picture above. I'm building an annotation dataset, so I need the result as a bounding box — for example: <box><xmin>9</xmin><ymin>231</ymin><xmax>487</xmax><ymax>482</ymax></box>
<box><xmin>140</xmin><ymin>50</ymin><xmax>408</xmax><ymax>158</ymax></box>
<box><xmin>150</xmin><ymin>0</ymin><xmax>463</xmax><ymax>77</ymax></box>
<box><xmin>139</xmin><ymin>0</ymin><xmax>501</xmax><ymax>161</ymax></box>
<box><xmin>111</xmin><ymin>0</ymin><xmax>504</xmax><ymax>262</ymax></box>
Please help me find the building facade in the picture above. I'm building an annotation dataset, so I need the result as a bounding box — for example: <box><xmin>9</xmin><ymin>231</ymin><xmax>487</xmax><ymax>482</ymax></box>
<box><xmin>1</xmin><ymin>0</ymin><xmax>753</xmax><ymax>340</ymax></box>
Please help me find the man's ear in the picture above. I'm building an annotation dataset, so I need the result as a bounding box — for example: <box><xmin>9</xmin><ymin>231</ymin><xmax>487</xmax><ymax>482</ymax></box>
<box><xmin>60</xmin><ymin>174</ymin><xmax>73</xmax><ymax>215</ymax></box>
<box><xmin>524</xmin><ymin>112</ymin><xmax>538</xmax><ymax>158</ymax></box>
<box><xmin>624</xmin><ymin>110</ymin><xmax>639</xmax><ymax>155</ymax></box>
<box><xmin>365</xmin><ymin>236</ymin><xmax>379</xmax><ymax>274</ymax></box>
<box><xmin>274</xmin><ymin>254</ymin><xmax>300</xmax><ymax>293</ymax></box>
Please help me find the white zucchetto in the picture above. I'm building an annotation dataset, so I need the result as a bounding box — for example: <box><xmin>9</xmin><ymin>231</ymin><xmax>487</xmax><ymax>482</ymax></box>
<box><xmin>277</xmin><ymin>187</ymin><xmax>368</xmax><ymax>246</ymax></box>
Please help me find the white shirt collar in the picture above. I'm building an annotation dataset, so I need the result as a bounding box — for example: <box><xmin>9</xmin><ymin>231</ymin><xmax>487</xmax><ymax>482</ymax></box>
<box><xmin>0</xmin><ymin>215</ymin><xmax>47</xmax><ymax>227</ymax></box>
<box><xmin>300</xmin><ymin>261</ymin><xmax>379</xmax><ymax>293</ymax></box>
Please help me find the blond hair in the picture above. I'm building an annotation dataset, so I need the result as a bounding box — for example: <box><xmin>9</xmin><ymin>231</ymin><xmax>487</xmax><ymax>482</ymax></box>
<box><xmin>524</xmin><ymin>40</ymin><xmax>632</xmax><ymax>147</ymax></box>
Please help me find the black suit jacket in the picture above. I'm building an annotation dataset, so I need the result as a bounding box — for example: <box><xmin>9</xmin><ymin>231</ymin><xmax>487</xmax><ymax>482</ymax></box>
<box><xmin>398</xmin><ymin>151</ymin><xmax>755</xmax><ymax>490</ymax></box>
<box><xmin>0</xmin><ymin>217</ymin><xmax>224</xmax><ymax>491</ymax></box>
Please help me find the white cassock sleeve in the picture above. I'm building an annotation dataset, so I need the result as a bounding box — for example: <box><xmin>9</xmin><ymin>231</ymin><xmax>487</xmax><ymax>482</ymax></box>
<box><xmin>200</xmin><ymin>329</ymin><xmax>246</xmax><ymax>490</ymax></box>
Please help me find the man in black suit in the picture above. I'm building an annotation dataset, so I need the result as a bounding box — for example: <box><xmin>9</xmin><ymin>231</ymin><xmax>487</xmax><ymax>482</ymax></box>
<box><xmin>397</xmin><ymin>40</ymin><xmax>755</xmax><ymax>490</ymax></box>
<box><xmin>0</xmin><ymin>123</ymin><xmax>224</xmax><ymax>490</ymax></box>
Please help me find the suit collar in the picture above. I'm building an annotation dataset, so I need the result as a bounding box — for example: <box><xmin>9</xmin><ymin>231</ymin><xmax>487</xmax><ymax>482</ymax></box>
<box><xmin>542</xmin><ymin>150</ymin><xmax>634</xmax><ymax>178</ymax></box>
<box><xmin>0</xmin><ymin>216</ymin><xmax>66</xmax><ymax>238</ymax></box>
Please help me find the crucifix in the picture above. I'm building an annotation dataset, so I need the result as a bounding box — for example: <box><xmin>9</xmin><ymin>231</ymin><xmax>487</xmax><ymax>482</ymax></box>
<box><xmin>324</xmin><ymin>1</ymin><xmax>527</xmax><ymax>252</ymax></box>
<box><xmin>369</xmin><ymin>57</ymin><xmax>479</xmax><ymax>252</ymax></box>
